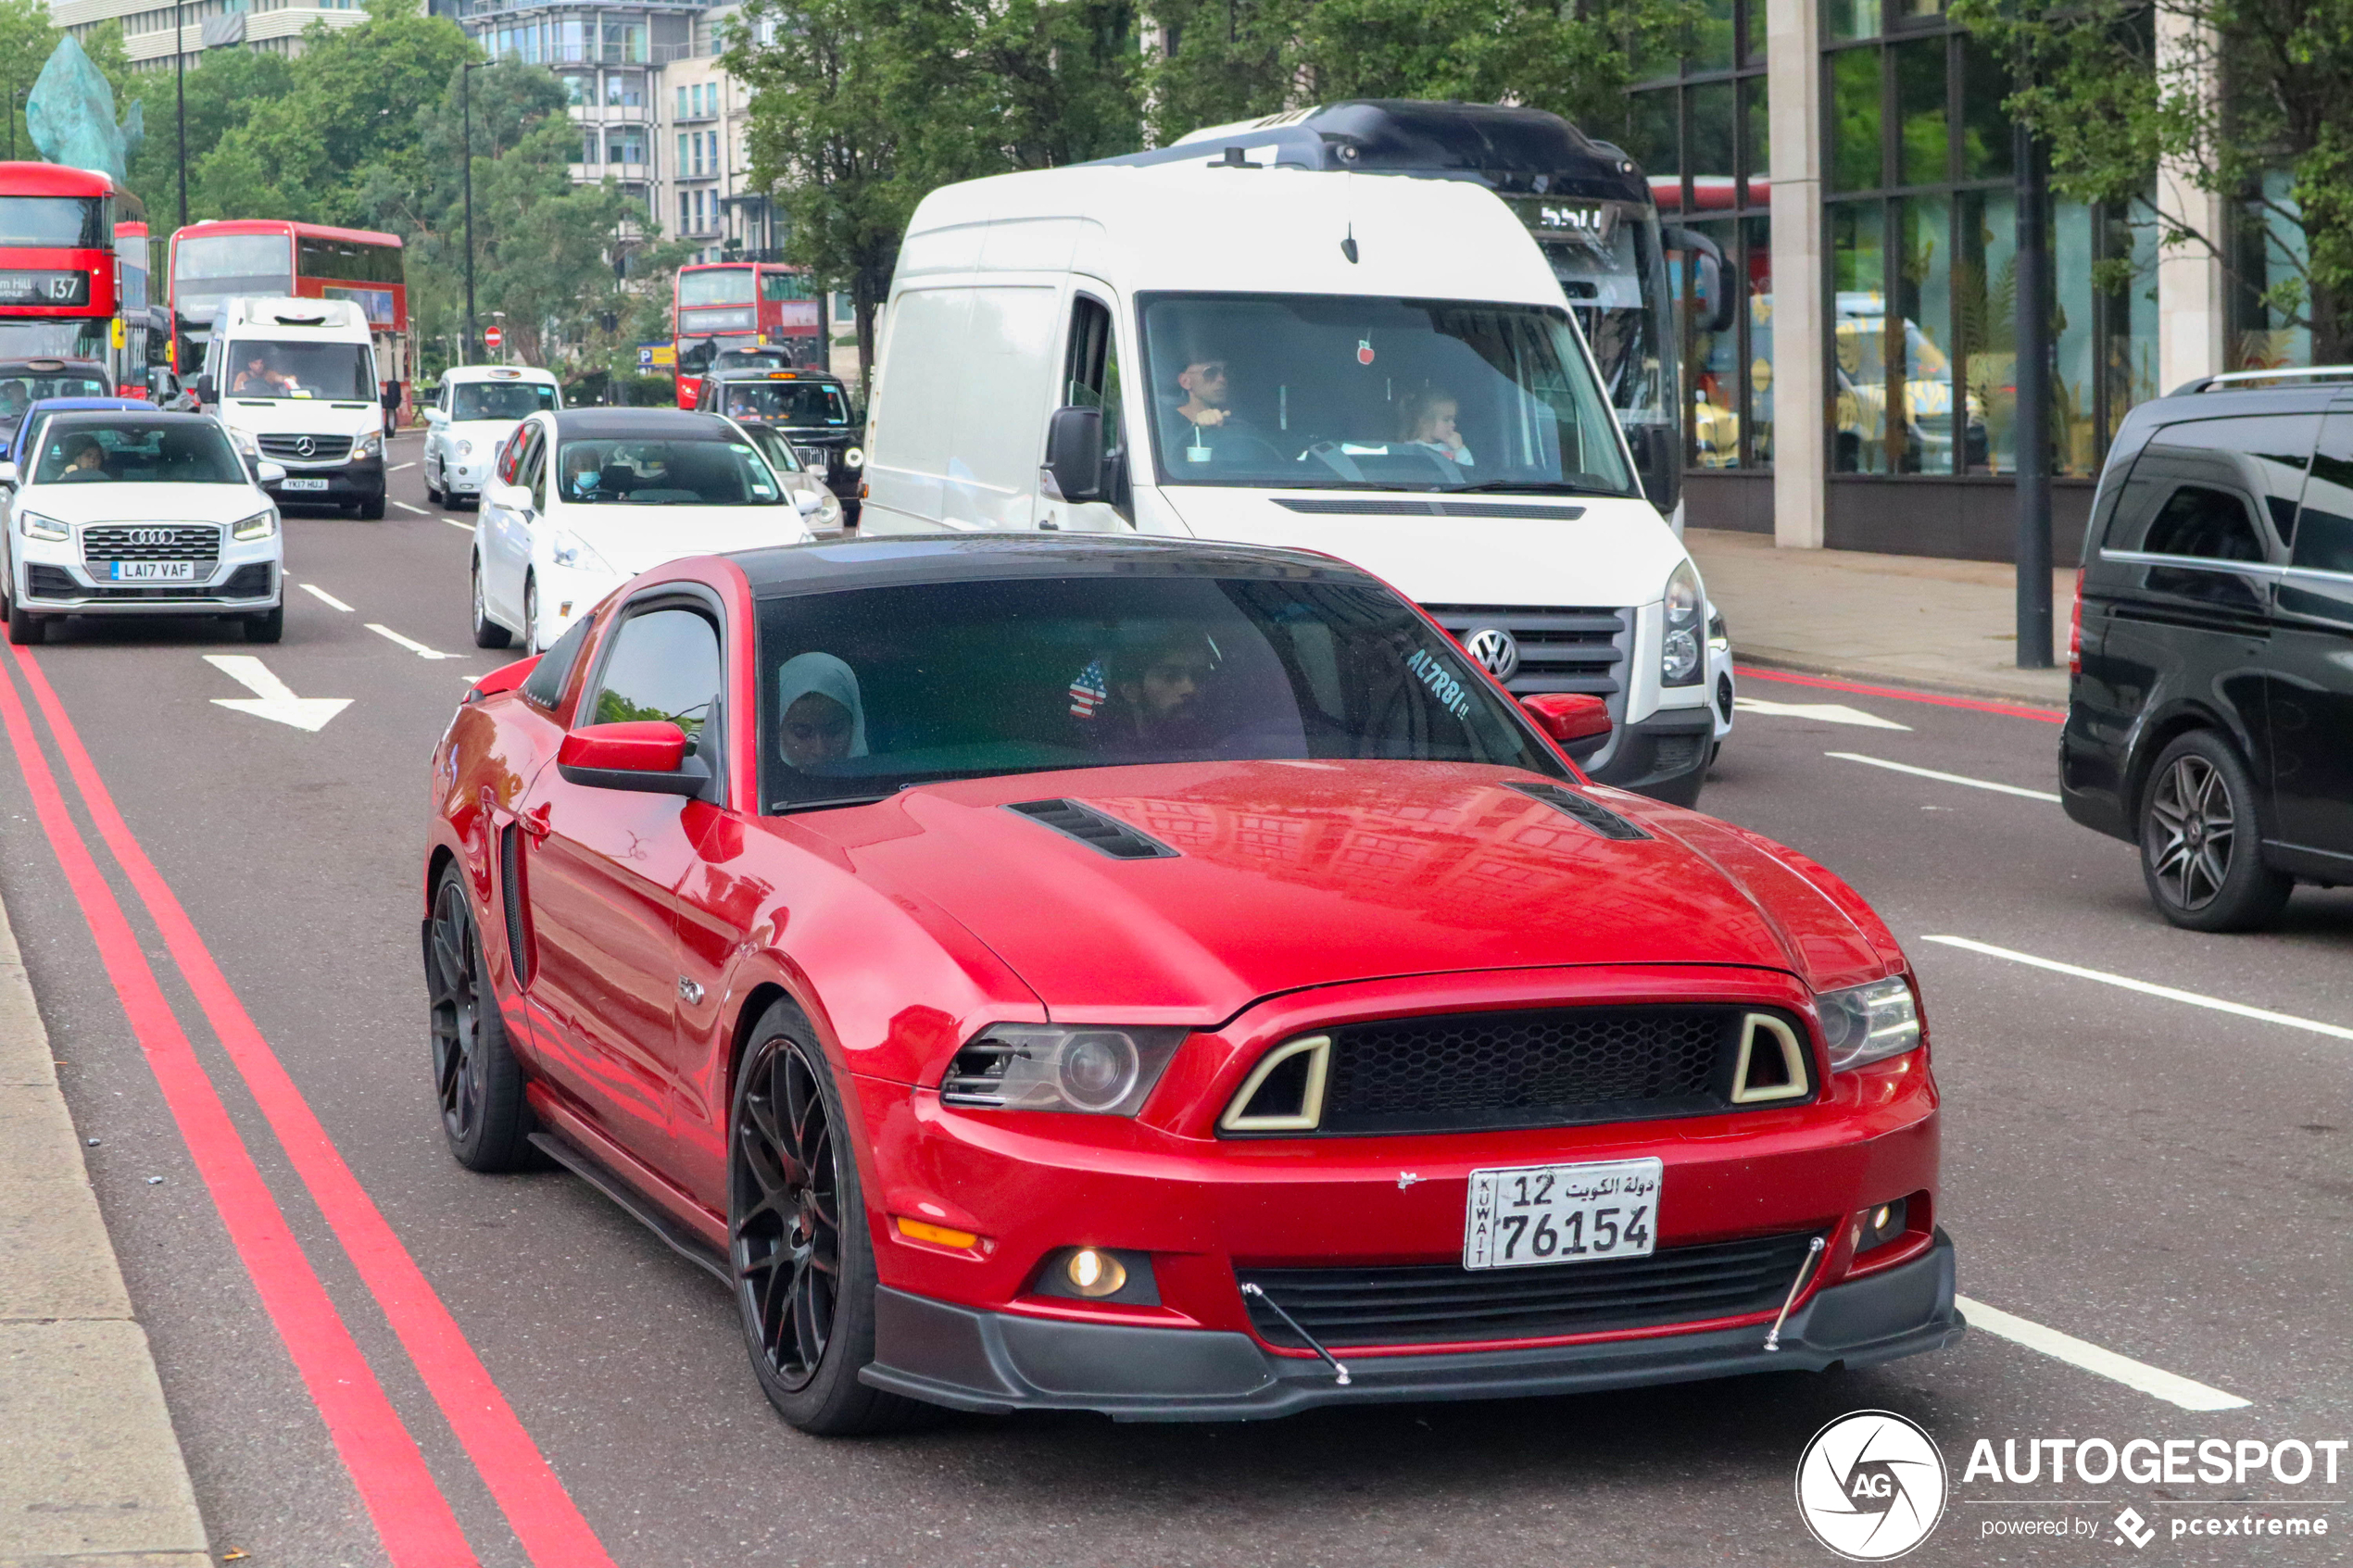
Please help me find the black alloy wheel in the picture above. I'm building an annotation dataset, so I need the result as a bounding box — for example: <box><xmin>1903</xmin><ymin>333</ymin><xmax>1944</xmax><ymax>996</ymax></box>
<box><xmin>2138</xmin><ymin>730</ymin><xmax>2292</xmax><ymax>932</ymax></box>
<box><xmin>426</xmin><ymin>460</ymin><xmax>444</xmax><ymax>506</ymax></box>
<box><xmin>423</xmin><ymin>867</ymin><xmax>533</xmax><ymax>1170</ymax></box>
<box><xmin>6</xmin><ymin>599</ymin><xmax>43</xmax><ymax>644</ymax></box>
<box><xmin>728</xmin><ymin>1004</ymin><xmax>920</xmax><ymax>1436</ymax></box>
<box><xmin>244</xmin><ymin>607</ymin><xmax>283</xmax><ymax>644</ymax></box>
<box><xmin>471</xmin><ymin>558</ymin><xmax>510</xmax><ymax>648</ymax></box>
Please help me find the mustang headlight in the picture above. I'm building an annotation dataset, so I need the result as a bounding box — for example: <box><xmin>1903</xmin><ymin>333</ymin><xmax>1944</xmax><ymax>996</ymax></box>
<box><xmin>548</xmin><ymin>529</ymin><xmax>611</xmax><ymax>572</ymax></box>
<box><xmin>231</xmin><ymin>508</ymin><xmax>278</xmax><ymax>541</ymax></box>
<box><xmin>1661</xmin><ymin>560</ymin><xmax>1704</xmax><ymax>686</ymax></box>
<box><xmin>1816</xmin><ymin>977</ymin><xmax>1921</xmax><ymax>1071</ymax></box>
<box><xmin>19</xmin><ymin>509</ymin><xmax>68</xmax><ymax>541</ymax></box>
<box><xmin>940</xmin><ymin>1024</ymin><xmax>1187</xmax><ymax>1115</ymax></box>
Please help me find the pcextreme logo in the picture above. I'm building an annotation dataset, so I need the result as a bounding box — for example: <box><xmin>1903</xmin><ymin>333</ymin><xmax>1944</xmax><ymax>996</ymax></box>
<box><xmin>1795</xmin><ymin>1411</ymin><xmax>1950</xmax><ymax>1561</ymax></box>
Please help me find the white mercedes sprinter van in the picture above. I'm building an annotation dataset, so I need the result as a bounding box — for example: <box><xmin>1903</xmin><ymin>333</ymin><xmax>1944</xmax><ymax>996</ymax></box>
<box><xmin>199</xmin><ymin>297</ymin><xmax>388</xmax><ymax>519</ymax></box>
<box><xmin>861</xmin><ymin>162</ymin><xmax>1718</xmax><ymax>803</ymax></box>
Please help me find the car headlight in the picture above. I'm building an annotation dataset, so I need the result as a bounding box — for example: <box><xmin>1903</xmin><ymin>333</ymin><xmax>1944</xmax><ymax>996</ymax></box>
<box><xmin>231</xmin><ymin>508</ymin><xmax>277</xmax><ymax>541</ymax></box>
<box><xmin>456</xmin><ymin>439</ymin><xmax>474</xmax><ymax>457</ymax></box>
<box><xmin>939</xmin><ymin>1024</ymin><xmax>1187</xmax><ymax>1115</ymax></box>
<box><xmin>357</xmin><ymin>432</ymin><xmax>383</xmax><ymax>458</ymax></box>
<box><xmin>842</xmin><ymin>445</ymin><xmax>864</xmax><ymax>469</ymax></box>
<box><xmin>1660</xmin><ymin>559</ymin><xmax>1704</xmax><ymax>686</ymax></box>
<box><xmin>1816</xmin><ymin>978</ymin><xmax>1921</xmax><ymax>1072</ymax></box>
<box><xmin>548</xmin><ymin>529</ymin><xmax>611</xmax><ymax>572</ymax></box>
<box><xmin>230</xmin><ymin>430</ymin><xmax>259</xmax><ymax>458</ymax></box>
<box><xmin>19</xmin><ymin>509</ymin><xmax>67</xmax><ymax>541</ymax></box>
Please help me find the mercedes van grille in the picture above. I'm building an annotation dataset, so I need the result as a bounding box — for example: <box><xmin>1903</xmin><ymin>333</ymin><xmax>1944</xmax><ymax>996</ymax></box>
<box><xmin>258</xmin><ymin>433</ymin><xmax>353</xmax><ymax>464</ymax></box>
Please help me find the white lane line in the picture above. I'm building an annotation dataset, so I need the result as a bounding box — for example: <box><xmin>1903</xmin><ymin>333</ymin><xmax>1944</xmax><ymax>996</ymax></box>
<box><xmin>1828</xmin><ymin>752</ymin><xmax>2061</xmax><ymax>803</ymax></box>
<box><xmin>204</xmin><ymin>654</ymin><xmax>352</xmax><ymax>732</ymax></box>
<box><xmin>1956</xmin><ymin>1296</ymin><xmax>2250</xmax><ymax>1411</ymax></box>
<box><xmin>389</xmin><ymin>461</ymin><xmax>416</xmax><ymax>471</ymax></box>
<box><xmin>297</xmin><ymin>582</ymin><xmax>353</xmax><ymax>612</ymax></box>
<box><xmin>442</xmin><ymin>517</ymin><xmax>472</xmax><ymax>533</ymax></box>
<box><xmin>1734</xmin><ymin>696</ymin><xmax>1911</xmax><ymax>731</ymax></box>
<box><xmin>366</xmin><ymin>623</ymin><xmax>462</xmax><ymax>660</ymax></box>
<box><xmin>392</xmin><ymin>499</ymin><xmax>429</xmax><ymax>515</ymax></box>
<box><xmin>1922</xmin><ymin>935</ymin><xmax>2353</xmax><ymax>1042</ymax></box>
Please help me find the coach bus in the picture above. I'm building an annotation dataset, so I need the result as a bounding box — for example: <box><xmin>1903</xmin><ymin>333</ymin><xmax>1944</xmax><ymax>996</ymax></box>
<box><xmin>0</xmin><ymin>162</ymin><xmax>148</xmax><ymax>391</ymax></box>
<box><xmin>169</xmin><ymin>220</ymin><xmax>411</xmax><ymax>422</ymax></box>
<box><xmin>672</xmin><ymin>260</ymin><xmax>822</xmax><ymax>408</ymax></box>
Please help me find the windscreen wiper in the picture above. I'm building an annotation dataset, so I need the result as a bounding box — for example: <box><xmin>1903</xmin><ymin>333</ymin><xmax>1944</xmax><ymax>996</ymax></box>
<box><xmin>769</xmin><ymin>793</ymin><xmax>893</xmax><ymax>814</ymax></box>
<box><xmin>1441</xmin><ymin>480</ymin><xmax>1621</xmax><ymax>497</ymax></box>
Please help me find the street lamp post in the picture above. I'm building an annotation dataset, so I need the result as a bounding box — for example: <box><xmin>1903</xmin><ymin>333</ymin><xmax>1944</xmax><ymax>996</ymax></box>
<box><xmin>462</xmin><ymin>58</ymin><xmax>486</xmax><ymax>365</ymax></box>
<box><xmin>174</xmin><ymin>0</ymin><xmax>187</xmax><ymax>227</ymax></box>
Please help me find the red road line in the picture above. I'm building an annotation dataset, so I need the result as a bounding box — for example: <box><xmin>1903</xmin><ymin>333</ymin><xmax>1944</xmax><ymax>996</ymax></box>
<box><xmin>1734</xmin><ymin>663</ymin><xmax>2066</xmax><ymax>724</ymax></box>
<box><xmin>0</xmin><ymin>657</ymin><xmax>480</xmax><ymax>1568</ymax></box>
<box><xmin>7</xmin><ymin>643</ymin><xmax>617</xmax><ymax>1568</ymax></box>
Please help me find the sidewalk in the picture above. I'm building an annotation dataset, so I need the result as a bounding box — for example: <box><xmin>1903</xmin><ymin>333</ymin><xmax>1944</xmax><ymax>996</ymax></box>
<box><xmin>0</xmin><ymin>897</ymin><xmax>209</xmax><ymax>1568</ymax></box>
<box><xmin>1685</xmin><ymin>529</ymin><xmax>2073</xmax><ymax>709</ymax></box>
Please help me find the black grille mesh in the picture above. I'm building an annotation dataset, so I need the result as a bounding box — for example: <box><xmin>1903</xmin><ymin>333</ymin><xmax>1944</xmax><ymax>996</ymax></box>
<box><xmin>258</xmin><ymin>433</ymin><xmax>354</xmax><ymax>462</ymax></box>
<box><xmin>1318</xmin><ymin>1006</ymin><xmax>1755</xmax><ymax>1135</ymax></box>
<box><xmin>1239</xmin><ymin>1231</ymin><xmax>1818</xmax><ymax>1348</ymax></box>
<box><xmin>82</xmin><ymin>524</ymin><xmax>220</xmax><ymax>562</ymax></box>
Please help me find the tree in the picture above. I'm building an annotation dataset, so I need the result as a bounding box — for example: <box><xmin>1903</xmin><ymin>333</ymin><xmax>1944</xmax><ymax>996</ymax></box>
<box><xmin>1948</xmin><ymin>0</ymin><xmax>2353</xmax><ymax>361</ymax></box>
<box><xmin>124</xmin><ymin>49</ymin><xmax>298</xmax><ymax>220</ymax></box>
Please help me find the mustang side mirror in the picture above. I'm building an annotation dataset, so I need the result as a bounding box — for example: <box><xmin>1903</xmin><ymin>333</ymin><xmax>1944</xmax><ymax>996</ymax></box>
<box><xmin>1042</xmin><ymin>405</ymin><xmax>1104</xmax><ymax>502</ymax></box>
<box><xmin>255</xmin><ymin>460</ymin><xmax>287</xmax><ymax>485</ymax></box>
<box><xmin>556</xmin><ymin>721</ymin><xmax>712</xmax><ymax>796</ymax></box>
<box><xmin>1521</xmin><ymin>692</ymin><xmax>1613</xmax><ymax>746</ymax></box>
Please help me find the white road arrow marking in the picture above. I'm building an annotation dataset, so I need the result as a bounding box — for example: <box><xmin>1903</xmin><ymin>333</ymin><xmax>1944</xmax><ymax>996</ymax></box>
<box><xmin>367</xmin><ymin>623</ymin><xmax>461</xmax><ymax>659</ymax></box>
<box><xmin>204</xmin><ymin>655</ymin><xmax>352</xmax><ymax>733</ymax></box>
<box><xmin>1732</xmin><ymin>696</ymin><xmax>1912</xmax><ymax>731</ymax></box>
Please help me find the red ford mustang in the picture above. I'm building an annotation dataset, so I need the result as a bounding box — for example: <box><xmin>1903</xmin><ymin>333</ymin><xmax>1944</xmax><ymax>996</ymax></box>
<box><xmin>423</xmin><ymin>535</ymin><xmax>1961</xmax><ymax>1434</ymax></box>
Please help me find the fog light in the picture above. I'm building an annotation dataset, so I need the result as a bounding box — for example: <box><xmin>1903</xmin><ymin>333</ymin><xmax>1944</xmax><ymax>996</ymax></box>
<box><xmin>1855</xmin><ymin>1196</ymin><xmax>1909</xmax><ymax>1255</ymax></box>
<box><xmin>1065</xmin><ymin>1247</ymin><xmax>1126</xmax><ymax>1298</ymax></box>
<box><xmin>1872</xmin><ymin>1205</ymin><xmax>1891</xmax><ymax>1232</ymax></box>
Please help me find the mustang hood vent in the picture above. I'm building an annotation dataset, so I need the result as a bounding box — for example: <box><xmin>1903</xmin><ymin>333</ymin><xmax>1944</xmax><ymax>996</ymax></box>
<box><xmin>1005</xmin><ymin>798</ymin><xmax>1180</xmax><ymax>860</ymax></box>
<box><xmin>1505</xmin><ymin>781</ymin><xmax>1652</xmax><ymax>841</ymax></box>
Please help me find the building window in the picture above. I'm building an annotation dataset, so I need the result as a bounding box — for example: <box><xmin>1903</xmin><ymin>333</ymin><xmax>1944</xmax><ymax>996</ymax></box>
<box><xmin>1821</xmin><ymin>2</ymin><xmax>2156</xmax><ymax>478</ymax></box>
<box><xmin>581</xmin><ymin>128</ymin><xmax>598</xmax><ymax>166</ymax></box>
<box><xmin>1620</xmin><ymin>0</ymin><xmax>1773</xmax><ymax>470</ymax></box>
<box><xmin>2230</xmin><ymin>172</ymin><xmax>2309</xmax><ymax>372</ymax></box>
<box><xmin>679</xmin><ymin>191</ymin><xmax>690</xmax><ymax>232</ymax></box>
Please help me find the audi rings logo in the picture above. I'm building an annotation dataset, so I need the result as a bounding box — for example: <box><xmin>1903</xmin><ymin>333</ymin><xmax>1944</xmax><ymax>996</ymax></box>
<box><xmin>1795</xmin><ymin>1411</ymin><xmax>1949</xmax><ymax>1560</ymax></box>
<box><xmin>1464</xmin><ymin>627</ymin><xmax>1519</xmax><ymax>680</ymax></box>
<box><xmin>124</xmin><ymin>528</ymin><xmax>175</xmax><ymax>547</ymax></box>
<box><xmin>293</xmin><ymin>435</ymin><xmax>318</xmax><ymax>458</ymax></box>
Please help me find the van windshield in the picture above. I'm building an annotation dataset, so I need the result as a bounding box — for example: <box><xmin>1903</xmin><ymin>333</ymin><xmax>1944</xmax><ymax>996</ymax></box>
<box><xmin>453</xmin><ymin>382</ymin><xmax>559</xmax><ymax>420</ymax></box>
<box><xmin>1139</xmin><ymin>294</ymin><xmax>1637</xmax><ymax>497</ymax></box>
<box><xmin>224</xmin><ymin>340</ymin><xmax>372</xmax><ymax>401</ymax></box>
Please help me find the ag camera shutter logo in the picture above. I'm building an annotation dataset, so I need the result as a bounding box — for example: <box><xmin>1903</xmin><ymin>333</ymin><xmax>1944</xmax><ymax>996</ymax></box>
<box><xmin>1795</xmin><ymin>1411</ymin><xmax>1948</xmax><ymax>1560</ymax></box>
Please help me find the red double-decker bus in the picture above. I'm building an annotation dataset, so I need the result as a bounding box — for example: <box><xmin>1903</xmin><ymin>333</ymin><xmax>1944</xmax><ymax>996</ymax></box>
<box><xmin>169</xmin><ymin>220</ymin><xmax>411</xmax><ymax>421</ymax></box>
<box><xmin>0</xmin><ymin>162</ymin><xmax>147</xmax><ymax>391</ymax></box>
<box><xmin>672</xmin><ymin>260</ymin><xmax>822</xmax><ymax>408</ymax></box>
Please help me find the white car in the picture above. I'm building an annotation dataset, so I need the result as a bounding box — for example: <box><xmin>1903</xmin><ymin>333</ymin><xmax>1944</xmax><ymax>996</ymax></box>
<box><xmin>423</xmin><ymin>364</ymin><xmax>561</xmax><ymax>508</ymax></box>
<box><xmin>470</xmin><ymin>408</ymin><xmax>823</xmax><ymax>651</ymax></box>
<box><xmin>2</xmin><ymin>408</ymin><xmax>286</xmax><ymax>645</ymax></box>
<box><xmin>723</xmin><ymin>417</ymin><xmax>846</xmax><ymax>533</ymax></box>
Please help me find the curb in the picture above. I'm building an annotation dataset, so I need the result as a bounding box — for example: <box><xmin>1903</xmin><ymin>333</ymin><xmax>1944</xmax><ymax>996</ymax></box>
<box><xmin>0</xmin><ymin>892</ymin><xmax>211</xmax><ymax>1567</ymax></box>
<box><xmin>1731</xmin><ymin>647</ymin><xmax>2070</xmax><ymax>713</ymax></box>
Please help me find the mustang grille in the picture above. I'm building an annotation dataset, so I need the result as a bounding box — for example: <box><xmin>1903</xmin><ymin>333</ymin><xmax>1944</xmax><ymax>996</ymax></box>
<box><xmin>258</xmin><ymin>433</ymin><xmax>353</xmax><ymax>463</ymax></box>
<box><xmin>1314</xmin><ymin>1005</ymin><xmax>1801</xmax><ymax>1135</ymax></box>
<box><xmin>1238</xmin><ymin>1231</ymin><xmax>1820</xmax><ymax>1348</ymax></box>
<box><xmin>82</xmin><ymin>524</ymin><xmax>221</xmax><ymax>563</ymax></box>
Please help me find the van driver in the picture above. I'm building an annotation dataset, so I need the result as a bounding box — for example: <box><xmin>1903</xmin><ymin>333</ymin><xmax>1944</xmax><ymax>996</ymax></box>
<box><xmin>1173</xmin><ymin>353</ymin><xmax>1237</xmax><ymax>431</ymax></box>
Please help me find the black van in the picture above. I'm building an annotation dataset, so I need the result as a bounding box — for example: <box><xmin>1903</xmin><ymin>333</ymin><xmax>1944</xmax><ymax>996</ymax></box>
<box><xmin>2062</xmin><ymin>371</ymin><xmax>2353</xmax><ymax>929</ymax></box>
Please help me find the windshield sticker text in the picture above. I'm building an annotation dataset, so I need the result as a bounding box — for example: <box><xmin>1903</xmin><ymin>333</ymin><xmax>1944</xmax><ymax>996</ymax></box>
<box><xmin>1406</xmin><ymin>646</ymin><xmax>1473</xmax><ymax>721</ymax></box>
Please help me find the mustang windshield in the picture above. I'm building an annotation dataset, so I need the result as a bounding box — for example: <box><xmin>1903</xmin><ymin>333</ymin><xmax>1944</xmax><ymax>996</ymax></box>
<box><xmin>757</xmin><ymin>571</ymin><xmax>1568</xmax><ymax>809</ymax></box>
<box><xmin>1139</xmin><ymin>293</ymin><xmax>1637</xmax><ymax>497</ymax></box>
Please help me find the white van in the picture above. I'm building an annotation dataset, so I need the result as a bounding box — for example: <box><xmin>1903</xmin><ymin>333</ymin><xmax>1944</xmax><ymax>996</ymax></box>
<box><xmin>861</xmin><ymin>162</ymin><xmax>1718</xmax><ymax>803</ymax></box>
<box><xmin>200</xmin><ymin>297</ymin><xmax>387</xmax><ymax>519</ymax></box>
<box><xmin>422</xmin><ymin>364</ymin><xmax>561</xmax><ymax>508</ymax></box>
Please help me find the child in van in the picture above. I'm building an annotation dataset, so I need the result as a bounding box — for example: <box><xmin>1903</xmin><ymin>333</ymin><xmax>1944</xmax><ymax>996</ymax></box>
<box><xmin>1398</xmin><ymin>384</ymin><xmax>1473</xmax><ymax>468</ymax></box>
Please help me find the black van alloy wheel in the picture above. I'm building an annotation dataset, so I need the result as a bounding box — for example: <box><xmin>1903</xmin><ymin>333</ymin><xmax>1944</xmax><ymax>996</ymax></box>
<box><xmin>727</xmin><ymin>1004</ymin><xmax>921</xmax><ymax>1436</ymax></box>
<box><xmin>2137</xmin><ymin>731</ymin><xmax>2292</xmax><ymax>932</ymax></box>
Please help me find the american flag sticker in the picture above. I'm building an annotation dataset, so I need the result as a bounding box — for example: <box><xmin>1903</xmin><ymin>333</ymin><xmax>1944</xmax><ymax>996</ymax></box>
<box><xmin>1068</xmin><ymin>659</ymin><xmax>1108</xmax><ymax>720</ymax></box>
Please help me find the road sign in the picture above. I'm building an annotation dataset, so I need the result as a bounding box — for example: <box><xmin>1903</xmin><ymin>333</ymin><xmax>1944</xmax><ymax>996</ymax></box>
<box><xmin>485</xmin><ymin>325</ymin><xmax>504</xmax><ymax>351</ymax></box>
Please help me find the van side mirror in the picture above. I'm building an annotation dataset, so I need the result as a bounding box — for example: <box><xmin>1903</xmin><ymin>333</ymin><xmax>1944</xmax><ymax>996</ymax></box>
<box><xmin>1043</xmin><ymin>405</ymin><xmax>1104</xmax><ymax>503</ymax></box>
<box><xmin>1520</xmin><ymin>692</ymin><xmax>1613</xmax><ymax>746</ymax></box>
<box><xmin>195</xmin><ymin>375</ymin><xmax>216</xmax><ymax>403</ymax></box>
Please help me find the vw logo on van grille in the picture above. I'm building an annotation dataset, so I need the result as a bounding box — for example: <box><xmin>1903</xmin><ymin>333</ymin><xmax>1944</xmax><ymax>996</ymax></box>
<box><xmin>1465</xmin><ymin>627</ymin><xmax>1520</xmax><ymax>680</ymax></box>
<box><xmin>294</xmin><ymin>435</ymin><xmax>317</xmax><ymax>458</ymax></box>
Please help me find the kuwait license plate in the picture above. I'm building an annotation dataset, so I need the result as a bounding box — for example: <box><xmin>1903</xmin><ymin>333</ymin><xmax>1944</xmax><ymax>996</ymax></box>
<box><xmin>283</xmin><ymin>477</ymin><xmax>331</xmax><ymax>492</ymax></box>
<box><xmin>1463</xmin><ymin>1157</ymin><xmax>1661</xmax><ymax>1271</ymax></box>
<box><xmin>108</xmin><ymin>560</ymin><xmax>197</xmax><ymax>583</ymax></box>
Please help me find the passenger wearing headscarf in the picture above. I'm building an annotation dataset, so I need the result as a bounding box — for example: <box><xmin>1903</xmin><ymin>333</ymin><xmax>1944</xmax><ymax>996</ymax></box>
<box><xmin>775</xmin><ymin>651</ymin><xmax>867</xmax><ymax>771</ymax></box>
